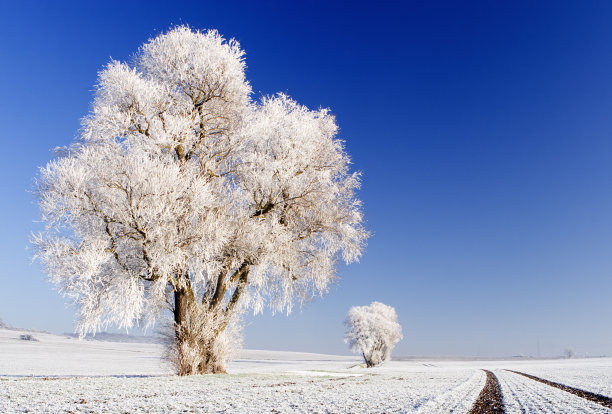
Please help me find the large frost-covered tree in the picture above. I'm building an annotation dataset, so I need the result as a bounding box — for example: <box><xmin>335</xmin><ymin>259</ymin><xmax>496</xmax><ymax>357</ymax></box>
<box><xmin>344</xmin><ymin>302</ymin><xmax>402</xmax><ymax>367</ymax></box>
<box><xmin>34</xmin><ymin>26</ymin><xmax>367</xmax><ymax>374</ymax></box>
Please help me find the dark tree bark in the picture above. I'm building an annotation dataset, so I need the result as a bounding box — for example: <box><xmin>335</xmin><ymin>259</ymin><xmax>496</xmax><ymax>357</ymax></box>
<box><xmin>174</xmin><ymin>288</ymin><xmax>188</xmax><ymax>331</ymax></box>
<box><xmin>172</xmin><ymin>267</ymin><xmax>249</xmax><ymax>375</ymax></box>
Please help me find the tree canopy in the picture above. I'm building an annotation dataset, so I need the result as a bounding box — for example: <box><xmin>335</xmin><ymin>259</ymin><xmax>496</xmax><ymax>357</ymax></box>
<box><xmin>345</xmin><ymin>302</ymin><xmax>402</xmax><ymax>367</ymax></box>
<box><xmin>34</xmin><ymin>26</ymin><xmax>368</xmax><ymax>373</ymax></box>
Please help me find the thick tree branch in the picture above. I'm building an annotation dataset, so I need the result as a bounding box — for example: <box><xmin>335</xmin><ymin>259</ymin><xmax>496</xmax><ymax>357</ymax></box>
<box><xmin>209</xmin><ymin>261</ymin><xmax>249</xmax><ymax>310</ymax></box>
<box><xmin>224</xmin><ymin>265</ymin><xmax>249</xmax><ymax>315</ymax></box>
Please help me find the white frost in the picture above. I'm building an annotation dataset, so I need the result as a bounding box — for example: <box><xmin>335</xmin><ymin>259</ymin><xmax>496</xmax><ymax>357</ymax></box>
<box><xmin>344</xmin><ymin>301</ymin><xmax>403</xmax><ymax>367</ymax></box>
<box><xmin>33</xmin><ymin>26</ymin><xmax>369</xmax><ymax>346</ymax></box>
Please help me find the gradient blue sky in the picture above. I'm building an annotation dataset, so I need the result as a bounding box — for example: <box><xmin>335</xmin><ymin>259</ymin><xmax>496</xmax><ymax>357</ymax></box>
<box><xmin>1</xmin><ymin>1</ymin><xmax>612</xmax><ymax>357</ymax></box>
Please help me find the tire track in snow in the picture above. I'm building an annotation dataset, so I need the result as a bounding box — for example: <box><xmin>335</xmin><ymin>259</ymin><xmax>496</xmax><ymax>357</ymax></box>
<box><xmin>508</xmin><ymin>370</ymin><xmax>612</xmax><ymax>410</ymax></box>
<box><xmin>468</xmin><ymin>370</ymin><xmax>504</xmax><ymax>414</ymax></box>
<box><xmin>496</xmin><ymin>370</ymin><xmax>610</xmax><ymax>413</ymax></box>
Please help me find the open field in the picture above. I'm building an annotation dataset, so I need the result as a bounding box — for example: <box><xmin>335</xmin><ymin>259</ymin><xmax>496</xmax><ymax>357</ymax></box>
<box><xmin>1</xmin><ymin>328</ymin><xmax>610</xmax><ymax>413</ymax></box>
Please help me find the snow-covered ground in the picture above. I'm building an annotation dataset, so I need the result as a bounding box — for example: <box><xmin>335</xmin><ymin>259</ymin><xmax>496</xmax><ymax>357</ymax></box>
<box><xmin>0</xmin><ymin>327</ymin><xmax>167</xmax><ymax>376</ymax></box>
<box><xmin>1</xmin><ymin>327</ymin><xmax>610</xmax><ymax>413</ymax></box>
<box><xmin>493</xmin><ymin>357</ymin><xmax>612</xmax><ymax>399</ymax></box>
<box><xmin>496</xmin><ymin>369</ymin><xmax>610</xmax><ymax>413</ymax></box>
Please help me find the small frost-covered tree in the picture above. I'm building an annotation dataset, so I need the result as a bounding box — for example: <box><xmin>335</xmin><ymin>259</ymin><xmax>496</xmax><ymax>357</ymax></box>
<box><xmin>34</xmin><ymin>26</ymin><xmax>368</xmax><ymax>375</ymax></box>
<box><xmin>344</xmin><ymin>302</ymin><xmax>402</xmax><ymax>367</ymax></box>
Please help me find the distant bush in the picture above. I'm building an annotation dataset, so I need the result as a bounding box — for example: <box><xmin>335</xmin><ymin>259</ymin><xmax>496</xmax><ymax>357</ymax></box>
<box><xmin>19</xmin><ymin>334</ymin><xmax>39</xmax><ymax>342</ymax></box>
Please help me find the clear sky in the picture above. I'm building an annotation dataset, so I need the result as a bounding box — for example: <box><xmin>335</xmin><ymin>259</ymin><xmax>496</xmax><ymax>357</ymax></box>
<box><xmin>1</xmin><ymin>0</ymin><xmax>612</xmax><ymax>358</ymax></box>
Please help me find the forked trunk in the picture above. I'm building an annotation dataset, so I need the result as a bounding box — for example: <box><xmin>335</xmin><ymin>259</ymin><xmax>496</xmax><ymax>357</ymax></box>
<box><xmin>173</xmin><ymin>288</ymin><xmax>230</xmax><ymax>375</ymax></box>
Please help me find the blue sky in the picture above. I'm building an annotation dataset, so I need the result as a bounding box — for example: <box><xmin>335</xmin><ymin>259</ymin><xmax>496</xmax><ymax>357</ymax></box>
<box><xmin>1</xmin><ymin>0</ymin><xmax>612</xmax><ymax>357</ymax></box>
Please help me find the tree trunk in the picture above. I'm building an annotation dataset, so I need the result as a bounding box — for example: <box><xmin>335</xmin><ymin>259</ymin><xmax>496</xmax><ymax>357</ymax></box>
<box><xmin>173</xmin><ymin>287</ymin><xmax>193</xmax><ymax>376</ymax></box>
<box><xmin>197</xmin><ymin>343</ymin><xmax>227</xmax><ymax>374</ymax></box>
<box><xmin>173</xmin><ymin>287</ymin><xmax>229</xmax><ymax>375</ymax></box>
<box><xmin>171</xmin><ymin>265</ymin><xmax>250</xmax><ymax>376</ymax></box>
<box><xmin>174</xmin><ymin>288</ymin><xmax>188</xmax><ymax>334</ymax></box>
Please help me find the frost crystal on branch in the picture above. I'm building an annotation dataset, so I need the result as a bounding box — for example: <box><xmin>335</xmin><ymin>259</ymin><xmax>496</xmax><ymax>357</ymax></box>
<box><xmin>344</xmin><ymin>302</ymin><xmax>402</xmax><ymax>367</ymax></box>
<box><xmin>34</xmin><ymin>26</ymin><xmax>368</xmax><ymax>374</ymax></box>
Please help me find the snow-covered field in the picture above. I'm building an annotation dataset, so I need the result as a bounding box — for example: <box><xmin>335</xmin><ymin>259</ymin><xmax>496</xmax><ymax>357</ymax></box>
<box><xmin>493</xmin><ymin>358</ymin><xmax>612</xmax><ymax>399</ymax></box>
<box><xmin>1</xmin><ymin>328</ymin><xmax>610</xmax><ymax>413</ymax></box>
<box><xmin>496</xmin><ymin>369</ymin><xmax>610</xmax><ymax>413</ymax></box>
